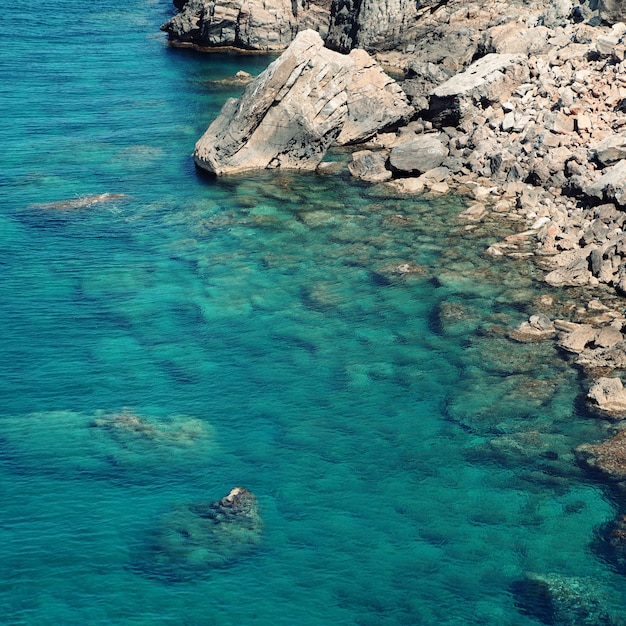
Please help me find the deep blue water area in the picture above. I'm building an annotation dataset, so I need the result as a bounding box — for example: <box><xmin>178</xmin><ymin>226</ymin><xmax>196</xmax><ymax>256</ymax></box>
<box><xmin>2</xmin><ymin>1</ymin><xmax>626</xmax><ymax>624</ymax></box>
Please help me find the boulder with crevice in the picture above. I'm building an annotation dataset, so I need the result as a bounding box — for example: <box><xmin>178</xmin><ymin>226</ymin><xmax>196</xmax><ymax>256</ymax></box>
<box><xmin>193</xmin><ymin>30</ymin><xmax>412</xmax><ymax>175</ymax></box>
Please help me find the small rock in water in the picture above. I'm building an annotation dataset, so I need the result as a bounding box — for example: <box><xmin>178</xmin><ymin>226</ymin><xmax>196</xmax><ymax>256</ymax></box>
<box><xmin>134</xmin><ymin>487</ymin><xmax>263</xmax><ymax>581</ymax></box>
<box><xmin>372</xmin><ymin>260</ymin><xmax>428</xmax><ymax>284</ymax></box>
<box><xmin>509</xmin><ymin>313</ymin><xmax>556</xmax><ymax>342</ymax></box>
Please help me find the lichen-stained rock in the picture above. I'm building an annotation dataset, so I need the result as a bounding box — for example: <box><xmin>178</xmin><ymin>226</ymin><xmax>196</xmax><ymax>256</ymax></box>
<box><xmin>194</xmin><ymin>30</ymin><xmax>412</xmax><ymax>175</ymax></box>
<box><xmin>161</xmin><ymin>0</ymin><xmax>332</xmax><ymax>51</ymax></box>
<box><xmin>428</xmin><ymin>53</ymin><xmax>529</xmax><ymax>126</ymax></box>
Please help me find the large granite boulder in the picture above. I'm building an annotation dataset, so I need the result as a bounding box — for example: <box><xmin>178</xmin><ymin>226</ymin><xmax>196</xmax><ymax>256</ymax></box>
<box><xmin>161</xmin><ymin>0</ymin><xmax>332</xmax><ymax>50</ymax></box>
<box><xmin>137</xmin><ymin>487</ymin><xmax>263</xmax><ymax>581</ymax></box>
<box><xmin>194</xmin><ymin>30</ymin><xmax>412</xmax><ymax>175</ymax></box>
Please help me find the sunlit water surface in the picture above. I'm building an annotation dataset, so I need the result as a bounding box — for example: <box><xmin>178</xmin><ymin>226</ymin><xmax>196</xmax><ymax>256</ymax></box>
<box><xmin>1</xmin><ymin>1</ymin><xmax>625</xmax><ymax>624</ymax></box>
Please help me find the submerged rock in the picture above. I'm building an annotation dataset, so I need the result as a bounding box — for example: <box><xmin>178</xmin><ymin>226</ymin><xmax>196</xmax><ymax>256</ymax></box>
<box><xmin>0</xmin><ymin>409</ymin><xmax>214</xmax><ymax>482</ymax></box>
<box><xmin>27</xmin><ymin>193</ymin><xmax>129</xmax><ymax>211</ymax></box>
<box><xmin>137</xmin><ymin>487</ymin><xmax>263</xmax><ymax>581</ymax></box>
<box><xmin>512</xmin><ymin>572</ymin><xmax>622</xmax><ymax>626</ymax></box>
<box><xmin>193</xmin><ymin>30</ymin><xmax>412</xmax><ymax>175</ymax></box>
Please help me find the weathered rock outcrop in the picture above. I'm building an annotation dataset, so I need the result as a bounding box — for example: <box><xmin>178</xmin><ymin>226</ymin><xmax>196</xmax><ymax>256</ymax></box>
<box><xmin>162</xmin><ymin>0</ymin><xmax>332</xmax><ymax>50</ymax></box>
<box><xmin>193</xmin><ymin>30</ymin><xmax>412</xmax><ymax>175</ymax></box>
<box><xmin>325</xmin><ymin>0</ymin><xmax>424</xmax><ymax>53</ymax></box>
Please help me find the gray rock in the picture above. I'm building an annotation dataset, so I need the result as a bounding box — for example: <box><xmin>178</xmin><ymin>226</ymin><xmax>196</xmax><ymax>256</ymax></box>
<box><xmin>161</xmin><ymin>0</ymin><xmax>332</xmax><ymax>50</ymax></box>
<box><xmin>388</xmin><ymin>134</ymin><xmax>449</xmax><ymax>175</ymax></box>
<box><xmin>544</xmin><ymin>257</ymin><xmax>596</xmax><ymax>287</ymax></box>
<box><xmin>592</xmin><ymin>133</ymin><xmax>626</xmax><ymax>166</ymax></box>
<box><xmin>558</xmin><ymin>324</ymin><xmax>596</xmax><ymax>353</ymax></box>
<box><xmin>509</xmin><ymin>314</ymin><xmax>556</xmax><ymax>343</ymax></box>
<box><xmin>577</xmin><ymin>342</ymin><xmax>626</xmax><ymax>373</ymax></box>
<box><xmin>585</xmin><ymin>159</ymin><xmax>626</xmax><ymax>207</ymax></box>
<box><xmin>588</xmin><ymin>376</ymin><xmax>626</xmax><ymax>418</ymax></box>
<box><xmin>194</xmin><ymin>30</ymin><xmax>411</xmax><ymax>175</ymax></box>
<box><xmin>348</xmin><ymin>150</ymin><xmax>392</xmax><ymax>182</ymax></box>
<box><xmin>429</xmin><ymin>54</ymin><xmax>530</xmax><ymax>126</ymax></box>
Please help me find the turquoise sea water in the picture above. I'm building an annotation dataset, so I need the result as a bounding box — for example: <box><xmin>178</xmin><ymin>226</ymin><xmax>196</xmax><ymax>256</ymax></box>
<box><xmin>2</xmin><ymin>1</ymin><xmax>625</xmax><ymax>624</ymax></box>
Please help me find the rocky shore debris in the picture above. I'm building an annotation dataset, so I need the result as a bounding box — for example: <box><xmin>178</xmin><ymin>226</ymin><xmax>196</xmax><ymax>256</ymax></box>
<box><xmin>137</xmin><ymin>487</ymin><xmax>263</xmax><ymax>581</ymax></box>
<box><xmin>166</xmin><ymin>0</ymin><xmax>626</xmax><ymax>301</ymax></box>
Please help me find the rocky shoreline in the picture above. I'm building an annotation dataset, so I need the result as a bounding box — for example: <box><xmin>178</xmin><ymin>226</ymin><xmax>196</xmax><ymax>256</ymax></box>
<box><xmin>164</xmin><ymin>0</ymin><xmax>626</xmax><ymax>612</ymax></box>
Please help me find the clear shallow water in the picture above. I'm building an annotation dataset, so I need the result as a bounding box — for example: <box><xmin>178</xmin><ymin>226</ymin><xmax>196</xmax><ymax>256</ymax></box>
<box><xmin>1</xmin><ymin>1</ymin><xmax>625</xmax><ymax>624</ymax></box>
